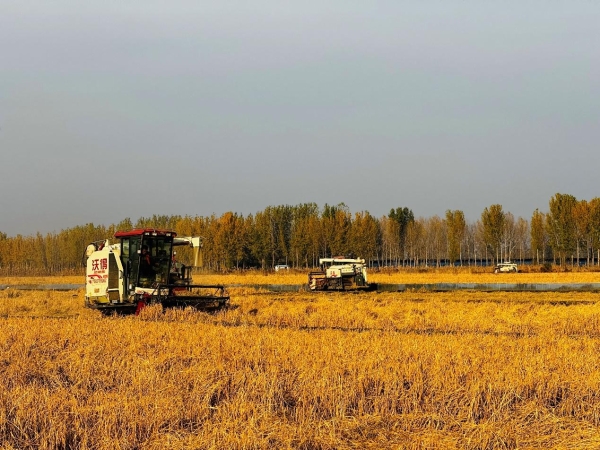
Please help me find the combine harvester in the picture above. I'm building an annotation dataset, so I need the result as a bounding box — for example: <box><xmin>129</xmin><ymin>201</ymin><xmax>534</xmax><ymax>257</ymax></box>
<box><xmin>83</xmin><ymin>228</ymin><xmax>229</xmax><ymax>314</ymax></box>
<box><xmin>308</xmin><ymin>257</ymin><xmax>377</xmax><ymax>291</ymax></box>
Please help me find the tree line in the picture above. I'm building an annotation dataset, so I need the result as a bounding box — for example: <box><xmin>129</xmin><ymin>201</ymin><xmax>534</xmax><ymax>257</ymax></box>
<box><xmin>1</xmin><ymin>194</ymin><xmax>599</xmax><ymax>275</ymax></box>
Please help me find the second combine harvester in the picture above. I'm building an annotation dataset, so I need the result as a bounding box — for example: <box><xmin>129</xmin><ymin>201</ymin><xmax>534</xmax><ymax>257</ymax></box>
<box><xmin>308</xmin><ymin>257</ymin><xmax>376</xmax><ymax>291</ymax></box>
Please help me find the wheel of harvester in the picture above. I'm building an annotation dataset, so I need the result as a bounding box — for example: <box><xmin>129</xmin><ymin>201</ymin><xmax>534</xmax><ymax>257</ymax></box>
<box><xmin>355</xmin><ymin>273</ymin><xmax>365</xmax><ymax>287</ymax></box>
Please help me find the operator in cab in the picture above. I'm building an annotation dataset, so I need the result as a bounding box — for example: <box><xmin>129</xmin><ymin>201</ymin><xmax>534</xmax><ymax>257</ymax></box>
<box><xmin>140</xmin><ymin>245</ymin><xmax>154</xmax><ymax>278</ymax></box>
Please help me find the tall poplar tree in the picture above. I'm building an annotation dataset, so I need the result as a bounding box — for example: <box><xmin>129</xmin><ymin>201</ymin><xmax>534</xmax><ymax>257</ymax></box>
<box><xmin>589</xmin><ymin>198</ymin><xmax>600</xmax><ymax>265</ymax></box>
<box><xmin>445</xmin><ymin>210</ymin><xmax>466</xmax><ymax>266</ymax></box>
<box><xmin>388</xmin><ymin>207</ymin><xmax>414</xmax><ymax>265</ymax></box>
<box><xmin>546</xmin><ymin>193</ymin><xmax>577</xmax><ymax>266</ymax></box>
<box><xmin>481</xmin><ymin>204</ymin><xmax>505</xmax><ymax>264</ymax></box>
<box><xmin>573</xmin><ymin>200</ymin><xmax>591</xmax><ymax>265</ymax></box>
<box><xmin>530</xmin><ymin>209</ymin><xmax>547</xmax><ymax>264</ymax></box>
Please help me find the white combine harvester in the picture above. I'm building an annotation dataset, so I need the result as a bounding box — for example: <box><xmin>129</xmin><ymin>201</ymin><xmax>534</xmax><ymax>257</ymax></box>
<box><xmin>308</xmin><ymin>257</ymin><xmax>376</xmax><ymax>291</ymax></box>
<box><xmin>84</xmin><ymin>228</ymin><xmax>229</xmax><ymax>314</ymax></box>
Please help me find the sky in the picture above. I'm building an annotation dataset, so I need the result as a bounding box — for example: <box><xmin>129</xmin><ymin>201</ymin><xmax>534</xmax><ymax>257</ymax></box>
<box><xmin>1</xmin><ymin>1</ymin><xmax>599</xmax><ymax>237</ymax></box>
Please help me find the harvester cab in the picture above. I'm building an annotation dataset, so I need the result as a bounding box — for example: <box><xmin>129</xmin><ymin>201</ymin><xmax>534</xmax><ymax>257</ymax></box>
<box><xmin>84</xmin><ymin>228</ymin><xmax>228</xmax><ymax>314</ymax></box>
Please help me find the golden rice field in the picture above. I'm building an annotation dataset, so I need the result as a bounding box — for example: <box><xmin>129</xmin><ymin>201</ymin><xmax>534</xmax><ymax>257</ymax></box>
<box><xmin>2</xmin><ymin>266</ymin><xmax>600</xmax><ymax>287</ymax></box>
<box><xmin>2</xmin><ymin>270</ymin><xmax>600</xmax><ymax>449</ymax></box>
<box><xmin>198</xmin><ymin>268</ymin><xmax>600</xmax><ymax>286</ymax></box>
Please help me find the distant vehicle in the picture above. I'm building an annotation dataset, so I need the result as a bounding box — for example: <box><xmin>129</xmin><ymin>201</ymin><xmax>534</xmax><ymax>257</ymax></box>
<box><xmin>494</xmin><ymin>262</ymin><xmax>518</xmax><ymax>273</ymax></box>
<box><xmin>308</xmin><ymin>257</ymin><xmax>376</xmax><ymax>291</ymax></box>
<box><xmin>274</xmin><ymin>264</ymin><xmax>290</xmax><ymax>271</ymax></box>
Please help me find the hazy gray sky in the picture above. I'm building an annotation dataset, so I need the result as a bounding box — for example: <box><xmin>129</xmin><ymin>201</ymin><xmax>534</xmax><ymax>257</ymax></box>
<box><xmin>2</xmin><ymin>1</ymin><xmax>599</xmax><ymax>237</ymax></box>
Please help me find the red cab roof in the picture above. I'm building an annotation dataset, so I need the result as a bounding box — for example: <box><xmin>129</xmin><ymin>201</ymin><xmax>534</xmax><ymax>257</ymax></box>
<box><xmin>114</xmin><ymin>228</ymin><xmax>177</xmax><ymax>238</ymax></box>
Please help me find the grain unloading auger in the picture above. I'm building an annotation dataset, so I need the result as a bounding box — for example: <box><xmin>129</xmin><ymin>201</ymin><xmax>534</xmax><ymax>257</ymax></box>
<box><xmin>84</xmin><ymin>228</ymin><xmax>229</xmax><ymax>314</ymax></box>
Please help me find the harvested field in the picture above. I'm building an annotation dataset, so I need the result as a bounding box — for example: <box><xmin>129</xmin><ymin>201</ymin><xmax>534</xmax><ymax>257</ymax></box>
<box><xmin>199</xmin><ymin>268</ymin><xmax>600</xmax><ymax>287</ymax></box>
<box><xmin>1</xmin><ymin>272</ymin><xmax>600</xmax><ymax>449</ymax></box>
<box><xmin>2</xmin><ymin>267</ymin><xmax>599</xmax><ymax>288</ymax></box>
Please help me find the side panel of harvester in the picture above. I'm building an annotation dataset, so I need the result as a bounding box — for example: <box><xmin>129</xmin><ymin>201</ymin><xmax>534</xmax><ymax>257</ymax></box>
<box><xmin>85</xmin><ymin>242</ymin><xmax>125</xmax><ymax>306</ymax></box>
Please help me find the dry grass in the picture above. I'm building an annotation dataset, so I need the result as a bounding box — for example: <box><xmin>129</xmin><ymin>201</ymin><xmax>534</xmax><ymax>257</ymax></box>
<box><xmin>0</xmin><ymin>275</ymin><xmax>83</xmax><ymax>286</ymax></box>
<box><xmin>1</xmin><ymin>266</ymin><xmax>598</xmax><ymax>287</ymax></box>
<box><xmin>195</xmin><ymin>267</ymin><xmax>600</xmax><ymax>286</ymax></box>
<box><xmin>2</xmin><ymin>274</ymin><xmax>600</xmax><ymax>448</ymax></box>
